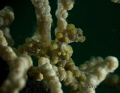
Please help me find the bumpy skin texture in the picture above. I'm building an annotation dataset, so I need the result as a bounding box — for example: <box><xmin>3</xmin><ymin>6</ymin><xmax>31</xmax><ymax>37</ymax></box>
<box><xmin>0</xmin><ymin>0</ymin><xmax>119</xmax><ymax>93</ymax></box>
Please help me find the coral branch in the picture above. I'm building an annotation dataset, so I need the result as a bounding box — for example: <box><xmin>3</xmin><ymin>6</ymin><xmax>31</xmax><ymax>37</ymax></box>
<box><xmin>0</xmin><ymin>0</ymin><xmax>119</xmax><ymax>93</ymax></box>
<box><xmin>31</xmin><ymin>0</ymin><xmax>52</xmax><ymax>47</ymax></box>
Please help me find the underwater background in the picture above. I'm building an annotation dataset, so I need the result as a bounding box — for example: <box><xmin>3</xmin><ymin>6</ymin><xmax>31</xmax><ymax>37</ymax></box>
<box><xmin>0</xmin><ymin>0</ymin><xmax>120</xmax><ymax>93</ymax></box>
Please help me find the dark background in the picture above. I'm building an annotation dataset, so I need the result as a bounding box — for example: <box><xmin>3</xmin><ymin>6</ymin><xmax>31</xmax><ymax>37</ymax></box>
<box><xmin>0</xmin><ymin>0</ymin><xmax>120</xmax><ymax>93</ymax></box>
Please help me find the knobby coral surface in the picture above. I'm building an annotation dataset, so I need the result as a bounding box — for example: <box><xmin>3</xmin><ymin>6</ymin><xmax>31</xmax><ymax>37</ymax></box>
<box><xmin>0</xmin><ymin>0</ymin><xmax>119</xmax><ymax>93</ymax></box>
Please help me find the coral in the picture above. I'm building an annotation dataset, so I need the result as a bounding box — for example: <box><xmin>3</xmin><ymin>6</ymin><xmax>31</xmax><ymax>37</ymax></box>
<box><xmin>111</xmin><ymin>0</ymin><xmax>120</xmax><ymax>3</ymax></box>
<box><xmin>0</xmin><ymin>0</ymin><xmax>119</xmax><ymax>93</ymax></box>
